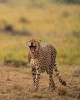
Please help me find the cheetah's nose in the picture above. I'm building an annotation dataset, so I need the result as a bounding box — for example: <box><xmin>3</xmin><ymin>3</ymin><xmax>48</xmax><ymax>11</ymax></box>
<box><xmin>31</xmin><ymin>43</ymin><xmax>34</xmax><ymax>46</ymax></box>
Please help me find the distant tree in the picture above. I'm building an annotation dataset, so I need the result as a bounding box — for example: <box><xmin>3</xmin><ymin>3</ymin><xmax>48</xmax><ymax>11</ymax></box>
<box><xmin>53</xmin><ymin>0</ymin><xmax>80</xmax><ymax>4</ymax></box>
<box><xmin>0</xmin><ymin>0</ymin><xmax>8</xmax><ymax>3</ymax></box>
<box><xmin>64</xmin><ymin>0</ymin><xmax>80</xmax><ymax>3</ymax></box>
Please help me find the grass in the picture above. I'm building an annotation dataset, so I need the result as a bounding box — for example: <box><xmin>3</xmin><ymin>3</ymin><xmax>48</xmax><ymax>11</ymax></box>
<box><xmin>0</xmin><ymin>1</ymin><xmax>80</xmax><ymax>100</ymax></box>
<box><xmin>0</xmin><ymin>66</ymin><xmax>80</xmax><ymax>100</ymax></box>
<box><xmin>0</xmin><ymin>3</ymin><xmax>80</xmax><ymax>33</ymax></box>
<box><xmin>0</xmin><ymin>11</ymin><xmax>80</xmax><ymax>66</ymax></box>
<box><xmin>0</xmin><ymin>3</ymin><xmax>80</xmax><ymax>66</ymax></box>
<box><xmin>0</xmin><ymin>31</ymin><xmax>80</xmax><ymax>66</ymax></box>
<box><xmin>0</xmin><ymin>32</ymin><xmax>80</xmax><ymax>66</ymax></box>
<box><xmin>57</xmin><ymin>86</ymin><xmax>67</xmax><ymax>96</ymax></box>
<box><xmin>0</xmin><ymin>33</ymin><xmax>28</xmax><ymax>66</ymax></box>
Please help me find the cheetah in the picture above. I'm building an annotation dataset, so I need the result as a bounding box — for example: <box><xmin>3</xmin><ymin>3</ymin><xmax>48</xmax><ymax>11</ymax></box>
<box><xmin>27</xmin><ymin>38</ymin><xmax>66</xmax><ymax>91</ymax></box>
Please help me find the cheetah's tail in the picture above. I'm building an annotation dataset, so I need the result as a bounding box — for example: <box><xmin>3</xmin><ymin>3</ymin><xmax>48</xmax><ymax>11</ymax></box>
<box><xmin>54</xmin><ymin>64</ymin><xmax>66</xmax><ymax>86</ymax></box>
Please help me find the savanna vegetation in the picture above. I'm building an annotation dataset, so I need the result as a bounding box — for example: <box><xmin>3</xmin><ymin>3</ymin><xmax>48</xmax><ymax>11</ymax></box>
<box><xmin>0</xmin><ymin>0</ymin><xmax>80</xmax><ymax>100</ymax></box>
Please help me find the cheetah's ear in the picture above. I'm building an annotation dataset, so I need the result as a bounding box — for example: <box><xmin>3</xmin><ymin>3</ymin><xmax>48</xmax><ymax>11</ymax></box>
<box><xmin>39</xmin><ymin>40</ymin><xmax>41</xmax><ymax>43</ymax></box>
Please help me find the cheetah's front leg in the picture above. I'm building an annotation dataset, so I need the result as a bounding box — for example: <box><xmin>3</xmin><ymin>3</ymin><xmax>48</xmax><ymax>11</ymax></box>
<box><xmin>32</xmin><ymin>67</ymin><xmax>36</xmax><ymax>85</ymax></box>
<box><xmin>35</xmin><ymin>68</ymin><xmax>41</xmax><ymax>90</ymax></box>
<box><xmin>32</xmin><ymin>67</ymin><xmax>40</xmax><ymax>91</ymax></box>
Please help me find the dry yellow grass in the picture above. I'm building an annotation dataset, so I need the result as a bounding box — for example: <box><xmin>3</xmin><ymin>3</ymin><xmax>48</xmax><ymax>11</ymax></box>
<box><xmin>0</xmin><ymin>65</ymin><xmax>79</xmax><ymax>100</ymax></box>
<box><xmin>0</xmin><ymin>4</ymin><xmax>80</xmax><ymax>33</ymax></box>
<box><xmin>0</xmin><ymin>3</ymin><xmax>80</xmax><ymax>66</ymax></box>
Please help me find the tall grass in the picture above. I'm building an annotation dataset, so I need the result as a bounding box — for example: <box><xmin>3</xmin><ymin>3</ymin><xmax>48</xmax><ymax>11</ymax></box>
<box><xmin>0</xmin><ymin>34</ymin><xmax>28</xmax><ymax>66</ymax></box>
<box><xmin>0</xmin><ymin>4</ymin><xmax>80</xmax><ymax>33</ymax></box>
<box><xmin>0</xmin><ymin>2</ymin><xmax>80</xmax><ymax>66</ymax></box>
<box><xmin>0</xmin><ymin>32</ymin><xmax>80</xmax><ymax>66</ymax></box>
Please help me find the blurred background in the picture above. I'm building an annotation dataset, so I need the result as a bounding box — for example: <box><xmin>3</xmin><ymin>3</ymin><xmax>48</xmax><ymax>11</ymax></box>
<box><xmin>0</xmin><ymin>0</ymin><xmax>80</xmax><ymax>67</ymax></box>
<box><xmin>0</xmin><ymin>1</ymin><xmax>80</xmax><ymax>99</ymax></box>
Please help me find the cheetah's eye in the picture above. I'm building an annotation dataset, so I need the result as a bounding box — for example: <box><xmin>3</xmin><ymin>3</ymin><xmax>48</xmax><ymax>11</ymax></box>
<box><xmin>28</xmin><ymin>42</ymin><xmax>31</xmax><ymax>46</ymax></box>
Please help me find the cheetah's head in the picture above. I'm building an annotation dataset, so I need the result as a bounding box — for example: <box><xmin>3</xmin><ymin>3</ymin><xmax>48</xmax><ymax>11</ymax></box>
<box><xmin>27</xmin><ymin>38</ymin><xmax>41</xmax><ymax>53</ymax></box>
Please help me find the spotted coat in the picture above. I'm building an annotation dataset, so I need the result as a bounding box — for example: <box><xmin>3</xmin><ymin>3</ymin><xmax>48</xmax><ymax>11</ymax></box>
<box><xmin>27</xmin><ymin>39</ymin><xmax>66</xmax><ymax>90</ymax></box>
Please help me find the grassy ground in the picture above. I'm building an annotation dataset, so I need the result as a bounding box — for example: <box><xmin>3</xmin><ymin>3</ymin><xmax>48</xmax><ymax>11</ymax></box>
<box><xmin>0</xmin><ymin>65</ymin><xmax>80</xmax><ymax>100</ymax></box>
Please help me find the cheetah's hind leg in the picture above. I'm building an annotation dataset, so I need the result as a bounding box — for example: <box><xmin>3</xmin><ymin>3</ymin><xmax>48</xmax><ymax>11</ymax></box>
<box><xmin>48</xmin><ymin>74</ymin><xmax>55</xmax><ymax>91</ymax></box>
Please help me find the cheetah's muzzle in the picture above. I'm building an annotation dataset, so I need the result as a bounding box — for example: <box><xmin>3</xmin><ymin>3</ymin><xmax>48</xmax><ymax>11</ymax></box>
<box><xmin>29</xmin><ymin>43</ymin><xmax>36</xmax><ymax>53</ymax></box>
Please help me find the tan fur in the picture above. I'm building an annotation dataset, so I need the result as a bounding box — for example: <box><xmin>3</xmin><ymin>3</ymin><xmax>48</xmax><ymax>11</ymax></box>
<box><xmin>27</xmin><ymin>38</ymin><xmax>66</xmax><ymax>90</ymax></box>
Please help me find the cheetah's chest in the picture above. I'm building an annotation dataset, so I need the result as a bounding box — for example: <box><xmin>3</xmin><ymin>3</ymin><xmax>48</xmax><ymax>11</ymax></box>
<box><xmin>30</xmin><ymin>53</ymin><xmax>51</xmax><ymax>68</ymax></box>
<box><xmin>30</xmin><ymin>59</ymin><xmax>40</xmax><ymax>69</ymax></box>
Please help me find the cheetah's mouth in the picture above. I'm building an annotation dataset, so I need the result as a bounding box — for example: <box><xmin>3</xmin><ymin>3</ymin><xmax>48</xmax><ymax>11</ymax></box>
<box><xmin>29</xmin><ymin>45</ymin><xmax>36</xmax><ymax>53</ymax></box>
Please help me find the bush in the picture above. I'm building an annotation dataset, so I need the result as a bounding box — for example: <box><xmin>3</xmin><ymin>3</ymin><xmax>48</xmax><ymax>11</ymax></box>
<box><xmin>73</xmin><ymin>69</ymin><xmax>80</xmax><ymax>77</ymax></box>
<box><xmin>4</xmin><ymin>24</ymin><xmax>13</xmax><ymax>32</ymax></box>
<box><xmin>0</xmin><ymin>0</ymin><xmax>8</xmax><ymax>3</ymax></box>
<box><xmin>52</xmin><ymin>0</ymin><xmax>80</xmax><ymax>4</ymax></box>
<box><xmin>57</xmin><ymin>86</ymin><xmax>67</xmax><ymax>96</ymax></box>
<box><xmin>62</xmin><ymin>11</ymin><xmax>70</xmax><ymax>18</ymax></box>
<box><xmin>4</xmin><ymin>56</ymin><xmax>28</xmax><ymax>67</ymax></box>
<box><xmin>19</xmin><ymin>17</ymin><xmax>30</xmax><ymax>24</ymax></box>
